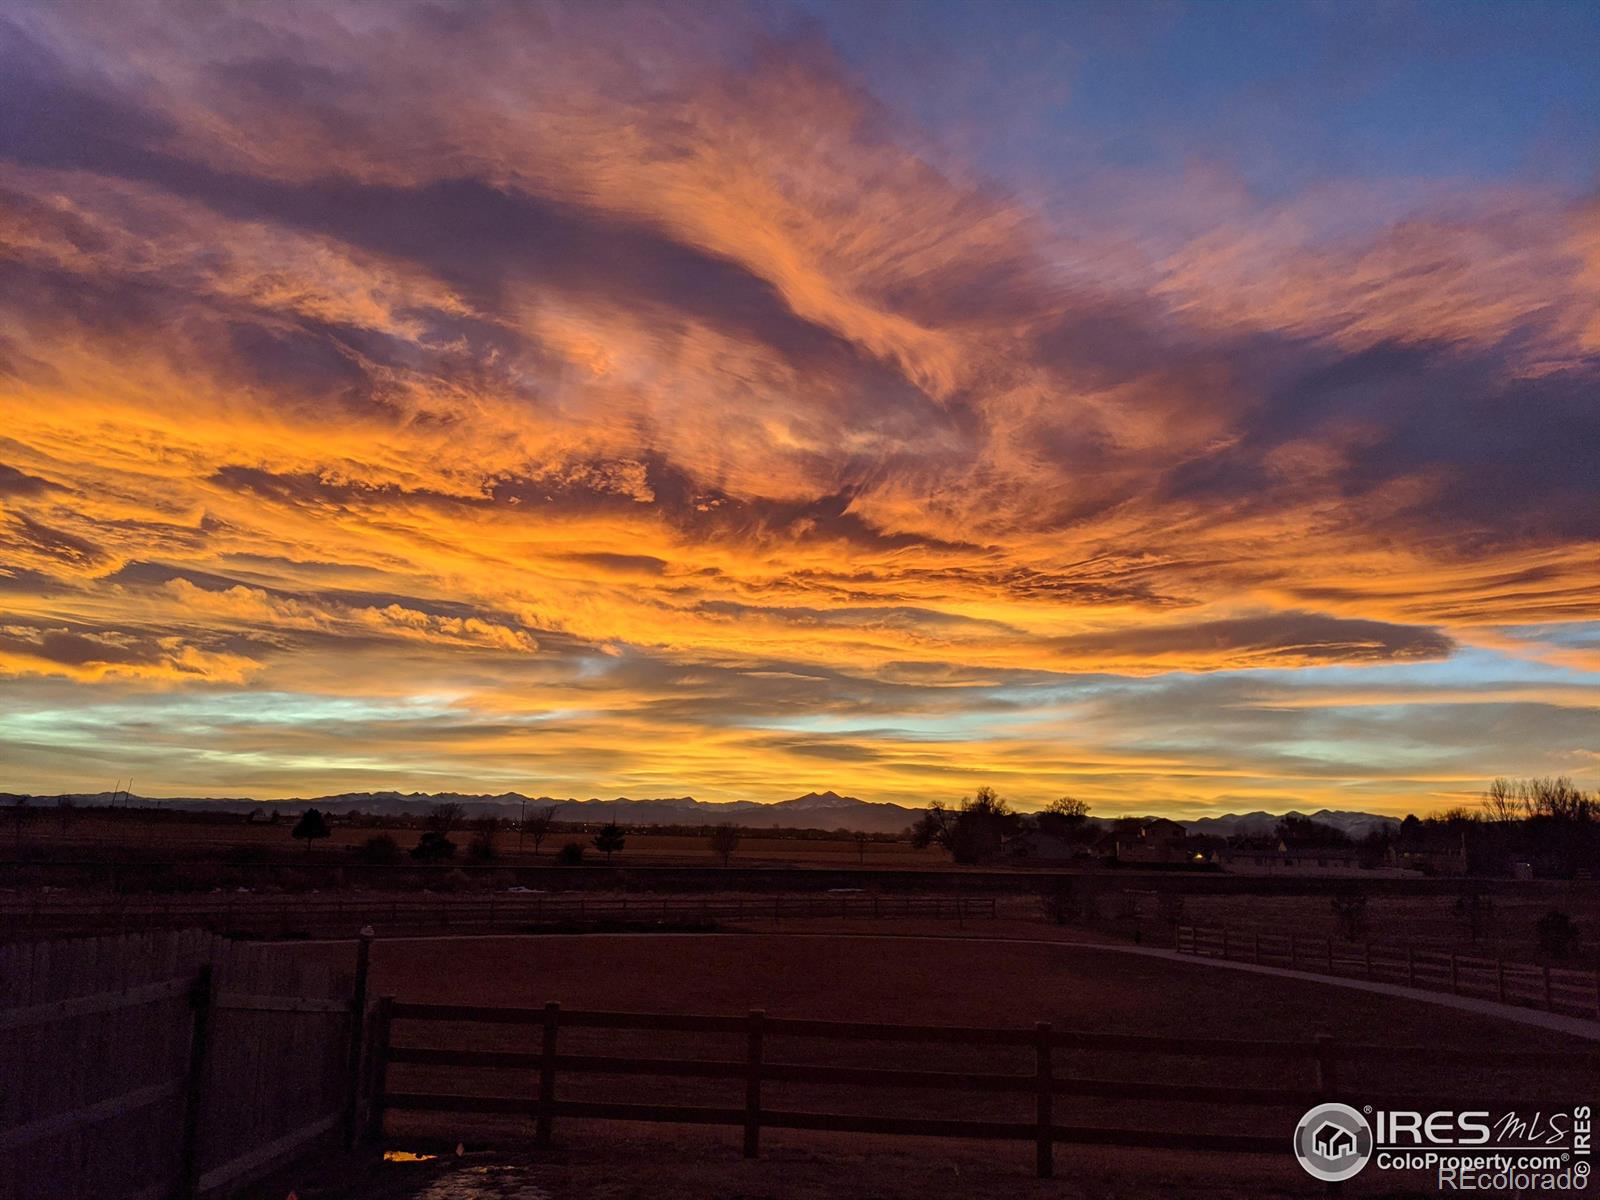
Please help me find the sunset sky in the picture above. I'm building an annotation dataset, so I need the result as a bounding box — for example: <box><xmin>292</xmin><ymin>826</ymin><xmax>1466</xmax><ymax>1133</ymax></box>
<box><xmin>1</xmin><ymin>1</ymin><xmax>1597</xmax><ymax>816</ymax></box>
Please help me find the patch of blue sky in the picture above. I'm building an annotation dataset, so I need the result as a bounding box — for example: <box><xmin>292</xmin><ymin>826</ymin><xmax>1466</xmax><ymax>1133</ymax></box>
<box><xmin>0</xmin><ymin>691</ymin><xmax>468</xmax><ymax>743</ymax></box>
<box><xmin>1490</xmin><ymin>621</ymin><xmax>1600</xmax><ymax>651</ymax></box>
<box><xmin>1237</xmin><ymin>644</ymin><xmax>1600</xmax><ymax>691</ymax></box>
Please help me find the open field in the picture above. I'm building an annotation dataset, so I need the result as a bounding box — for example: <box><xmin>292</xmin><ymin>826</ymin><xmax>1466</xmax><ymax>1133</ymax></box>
<box><xmin>280</xmin><ymin>931</ymin><xmax>1594</xmax><ymax>1198</ymax></box>
<box><xmin>5</xmin><ymin>811</ymin><xmax>939</xmax><ymax>868</ymax></box>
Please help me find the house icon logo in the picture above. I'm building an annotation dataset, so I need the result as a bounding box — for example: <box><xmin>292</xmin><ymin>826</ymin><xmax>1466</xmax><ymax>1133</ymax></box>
<box><xmin>1314</xmin><ymin>1121</ymin><xmax>1355</xmax><ymax>1158</ymax></box>
<box><xmin>1293</xmin><ymin>1102</ymin><xmax>1373</xmax><ymax>1182</ymax></box>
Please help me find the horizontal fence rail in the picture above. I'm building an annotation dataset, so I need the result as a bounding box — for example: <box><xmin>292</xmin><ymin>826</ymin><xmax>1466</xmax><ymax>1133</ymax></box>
<box><xmin>1176</xmin><ymin>924</ymin><xmax>1600</xmax><ymax>1019</ymax></box>
<box><xmin>0</xmin><ymin>893</ymin><xmax>996</xmax><ymax>941</ymax></box>
<box><xmin>372</xmin><ymin>1000</ymin><xmax>1597</xmax><ymax>1179</ymax></box>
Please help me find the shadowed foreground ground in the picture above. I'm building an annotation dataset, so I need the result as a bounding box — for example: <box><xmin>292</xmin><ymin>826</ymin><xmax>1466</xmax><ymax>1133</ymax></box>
<box><xmin>271</xmin><ymin>931</ymin><xmax>1592</xmax><ymax>1198</ymax></box>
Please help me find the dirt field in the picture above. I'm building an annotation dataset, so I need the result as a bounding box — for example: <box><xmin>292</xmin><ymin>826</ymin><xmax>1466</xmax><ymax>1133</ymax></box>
<box><xmin>280</xmin><ymin>931</ymin><xmax>1594</xmax><ymax>1199</ymax></box>
<box><xmin>12</xmin><ymin>812</ymin><xmax>939</xmax><ymax>868</ymax></box>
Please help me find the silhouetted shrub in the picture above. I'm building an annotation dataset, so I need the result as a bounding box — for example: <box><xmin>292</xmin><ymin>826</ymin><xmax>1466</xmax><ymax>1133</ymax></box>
<box><xmin>356</xmin><ymin>834</ymin><xmax>402</xmax><ymax>865</ymax></box>
<box><xmin>467</xmin><ymin>819</ymin><xmax>498</xmax><ymax>863</ymax></box>
<box><xmin>411</xmin><ymin>831</ymin><xmax>456</xmax><ymax>863</ymax></box>
<box><xmin>291</xmin><ymin>808</ymin><xmax>331</xmax><ymax>854</ymax></box>
<box><xmin>556</xmin><ymin>842</ymin><xmax>586</xmax><ymax>865</ymax></box>
<box><xmin>592</xmin><ymin>822</ymin><xmax>626</xmax><ymax>863</ymax></box>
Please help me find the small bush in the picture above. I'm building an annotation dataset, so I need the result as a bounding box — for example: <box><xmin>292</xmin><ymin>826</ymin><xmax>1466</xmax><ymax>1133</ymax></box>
<box><xmin>556</xmin><ymin>842</ymin><xmax>586</xmax><ymax>866</ymax></box>
<box><xmin>410</xmin><ymin>832</ymin><xmax>456</xmax><ymax>863</ymax></box>
<box><xmin>356</xmin><ymin>834</ymin><xmax>402</xmax><ymax>865</ymax></box>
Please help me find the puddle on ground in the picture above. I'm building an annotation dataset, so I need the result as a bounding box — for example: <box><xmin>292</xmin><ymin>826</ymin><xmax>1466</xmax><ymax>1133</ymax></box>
<box><xmin>407</xmin><ymin>1164</ymin><xmax>553</xmax><ymax>1200</ymax></box>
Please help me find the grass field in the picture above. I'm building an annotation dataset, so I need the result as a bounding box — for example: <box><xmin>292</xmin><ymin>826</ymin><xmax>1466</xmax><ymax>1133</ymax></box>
<box><xmin>282</xmin><ymin>930</ymin><xmax>1595</xmax><ymax>1199</ymax></box>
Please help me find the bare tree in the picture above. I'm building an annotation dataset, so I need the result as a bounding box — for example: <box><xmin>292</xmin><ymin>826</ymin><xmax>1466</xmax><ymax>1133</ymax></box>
<box><xmin>524</xmin><ymin>804</ymin><xmax>560</xmax><ymax>855</ymax></box>
<box><xmin>1037</xmin><ymin>796</ymin><xmax>1092</xmax><ymax>842</ymax></box>
<box><xmin>1482</xmin><ymin>778</ymin><xmax>1519</xmax><ymax>825</ymax></box>
<box><xmin>910</xmin><ymin>786</ymin><xmax>1020</xmax><ymax>865</ymax></box>
<box><xmin>1047</xmin><ymin>796</ymin><xmax>1090</xmax><ymax>820</ymax></box>
<box><xmin>853</xmin><ymin>830</ymin><xmax>870</xmax><ymax>865</ymax></box>
<box><xmin>708</xmin><ymin>823</ymin><xmax>741</xmax><ymax>867</ymax></box>
<box><xmin>426</xmin><ymin>802</ymin><xmax>465</xmax><ymax>835</ymax></box>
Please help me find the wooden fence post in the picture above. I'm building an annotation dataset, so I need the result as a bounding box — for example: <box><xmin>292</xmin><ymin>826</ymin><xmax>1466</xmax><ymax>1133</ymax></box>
<box><xmin>1289</xmin><ymin>934</ymin><xmax>1297</xmax><ymax>969</ymax></box>
<box><xmin>1495</xmin><ymin>959</ymin><xmax>1506</xmax><ymax>1004</ymax></box>
<box><xmin>1449</xmin><ymin>954</ymin><xmax>1459</xmax><ymax>994</ymax></box>
<box><xmin>536</xmin><ymin>1002</ymin><xmax>560</xmax><ymax>1146</ymax></box>
<box><xmin>1363</xmin><ymin>942</ymin><xmax>1372</xmax><ymax>978</ymax></box>
<box><xmin>1542</xmin><ymin>965</ymin><xmax>1553</xmax><ymax>1011</ymax></box>
<box><xmin>177</xmin><ymin>964</ymin><xmax>214</xmax><ymax>1200</ymax></box>
<box><xmin>364</xmin><ymin>996</ymin><xmax>394</xmax><ymax>1143</ymax></box>
<box><xmin>1253</xmin><ymin>931</ymin><xmax>1261</xmax><ymax>963</ymax></box>
<box><xmin>1035</xmin><ymin>1022</ymin><xmax>1054</xmax><ymax>1179</ymax></box>
<box><xmin>744</xmin><ymin>1010</ymin><xmax>765</xmax><ymax>1159</ymax></box>
<box><xmin>343</xmin><ymin>933</ymin><xmax>373</xmax><ymax>1147</ymax></box>
<box><xmin>1326</xmin><ymin>939</ymin><xmax>1334</xmax><ymax>973</ymax></box>
<box><xmin>1406</xmin><ymin>945</ymin><xmax>1415</xmax><ymax>987</ymax></box>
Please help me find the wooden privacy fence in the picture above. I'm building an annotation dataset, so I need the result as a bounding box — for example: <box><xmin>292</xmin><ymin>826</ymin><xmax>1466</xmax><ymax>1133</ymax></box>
<box><xmin>371</xmin><ymin>1000</ymin><xmax>1594</xmax><ymax>1179</ymax></box>
<box><xmin>0</xmin><ymin>893</ymin><xmax>995</xmax><ymax>942</ymax></box>
<box><xmin>0</xmin><ymin>931</ymin><xmax>377</xmax><ymax>1200</ymax></box>
<box><xmin>1177</xmin><ymin>924</ymin><xmax>1600</xmax><ymax>1019</ymax></box>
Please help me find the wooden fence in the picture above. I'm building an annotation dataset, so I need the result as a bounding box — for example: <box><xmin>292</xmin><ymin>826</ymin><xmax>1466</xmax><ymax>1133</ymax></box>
<box><xmin>0</xmin><ymin>893</ymin><xmax>995</xmax><ymax>942</ymax></box>
<box><xmin>0</xmin><ymin>931</ymin><xmax>375</xmax><ymax>1200</ymax></box>
<box><xmin>370</xmin><ymin>1000</ymin><xmax>1596</xmax><ymax>1179</ymax></box>
<box><xmin>1177</xmin><ymin>924</ymin><xmax>1600</xmax><ymax>1019</ymax></box>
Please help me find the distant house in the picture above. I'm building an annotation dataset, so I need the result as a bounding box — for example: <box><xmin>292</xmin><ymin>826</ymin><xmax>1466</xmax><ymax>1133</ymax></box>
<box><xmin>1214</xmin><ymin>840</ymin><xmax>1386</xmax><ymax>877</ymax></box>
<box><xmin>1113</xmin><ymin>817</ymin><xmax>1188</xmax><ymax>864</ymax></box>
<box><xmin>1385</xmin><ymin>832</ymin><xmax>1468</xmax><ymax>877</ymax></box>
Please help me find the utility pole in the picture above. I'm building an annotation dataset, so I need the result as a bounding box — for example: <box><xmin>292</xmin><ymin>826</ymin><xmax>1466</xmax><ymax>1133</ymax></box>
<box><xmin>519</xmin><ymin>798</ymin><xmax>526</xmax><ymax>852</ymax></box>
